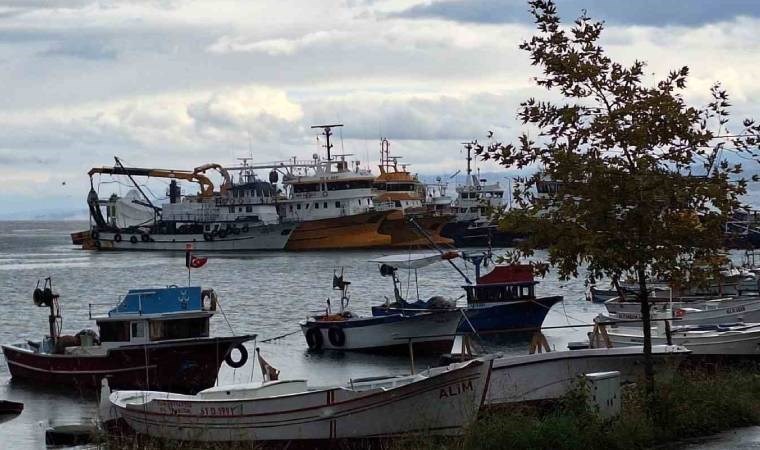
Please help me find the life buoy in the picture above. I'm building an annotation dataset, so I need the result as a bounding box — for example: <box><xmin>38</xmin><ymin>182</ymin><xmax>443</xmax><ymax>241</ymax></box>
<box><xmin>242</xmin><ymin>225</ymin><xmax>250</xmax><ymax>233</ymax></box>
<box><xmin>225</xmin><ymin>344</ymin><xmax>248</xmax><ymax>368</ymax></box>
<box><xmin>218</xmin><ymin>229</ymin><xmax>228</xmax><ymax>239</ymax></box>
<box><xmin>305</xmin><ymin>327</ymin><xmax>323</xmax><ymax>350</ymax></box>
<box><xmin>141</xmin><ymin>234</ymin><xmax>150</xmax><ymax>242</ymax></box>
<box><xmin>203</xmin><ymin>233</ymin><xmax>213</xmax><ymax>242</ymax></box>
<box><xmin>322</xmin><ymin>191</ymin><xmax>328</xmax><ymax>197</ymax></box>
<box><xmin>129</xmin><ymin>235</ymin><xmax>138</xmax><ymax>244</ymax></box>
<box><xmin>113</xmin><ymin>233</ymin><xmax>122</xmax><ymax>242</ymax></box>
<box><xmin>327</xmin><ymin>326</ymin><xmax>346</xmax><ymax>347</ymax></box>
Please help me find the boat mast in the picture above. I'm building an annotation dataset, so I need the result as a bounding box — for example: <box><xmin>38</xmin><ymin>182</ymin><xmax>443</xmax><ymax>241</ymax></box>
<box><xmin>462</xmin><ymin>141</ymin><xmax>476</xmax><ymax>187</ymax></box>
<box><xmin>311</xmin><ymin>124</ymin><xmax>343</xmax><ymax>162</ymax></box>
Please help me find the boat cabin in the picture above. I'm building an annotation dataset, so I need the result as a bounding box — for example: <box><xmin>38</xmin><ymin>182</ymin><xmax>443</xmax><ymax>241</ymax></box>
<box><xmin>93</xmin><ymin>286</ymin><xmax>217</xmax><ymax>347</ymax></box>
<box><xmin>462</xmin><ymin>281</ymin><xmax>538</xmax><ymax>304</ymax></box>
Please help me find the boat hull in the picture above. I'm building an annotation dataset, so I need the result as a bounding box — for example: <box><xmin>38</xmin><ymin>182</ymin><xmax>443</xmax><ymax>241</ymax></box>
<box><xmin>300</xmin><ymin>310</ymin><xmax>462</xmax><ymax>352</ymax></box>
<box><xmin>441</xmin><ymin>220</ymin><xmax>519</xmax><ymax>248</ymax></box>
<box><xmin>485</xmin><ymin>345</ymin><xmax>688</xmax><ymax>405</ymax></box>
<box><xmin>89</xmin><ymin>225</ymin><xmax>293</xmax><ymax>251</ymax></box>
<box><xmin>378</xmin><ymin>210</ymin><xmax>454</xmax><ymax>247</ymax></box>
<box><xmin>604</xmin><ymin>325</ymin><xmax>760</xmax><ymax>355</ymax></box>
<box><xmin>372</xmin><ymin>296</ymin><xmax>562</xmax><ymax>334</ymax></box>
<box><xmin>2</xmin><ymin>336</ymin><xmax>252</xmax><ymax>394</ymax></box>
<box><xmin>285</xmin><ymin>211</ymin><xmax>392</xmax><ymax>250</ymax></box>
<box><xmin>111</xmin><ymin>359</ymin><xmax>490</xmax><ymax>442</ymax></box>
<box><xmin>604</xmin><ymin>297</ymin><xmax>760</xmax><ymax>326</ymax></box>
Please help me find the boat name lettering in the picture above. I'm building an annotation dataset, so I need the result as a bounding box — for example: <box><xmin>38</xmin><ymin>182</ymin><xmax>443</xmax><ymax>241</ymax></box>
<box><xmin>199</xmin><ymin>406</ymin><xmax>238</xmax><ymax>417</ymax></box>
<box><xmin>726</xmin><ymin>306</ymin><xmax>746</xmax><ymax>314</ymax></box>
<box><xmin>439</xmin><ymin>380</ymin><xmax>473</xmax><ymax>399</ymax></box>
<box><xmin>158</xmin><ymin>400</ymin><xmax>191</xmax><ymax>415</ymax></box>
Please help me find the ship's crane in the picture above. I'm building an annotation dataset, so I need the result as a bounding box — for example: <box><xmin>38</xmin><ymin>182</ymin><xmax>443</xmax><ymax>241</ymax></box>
<box><xmin>193</xmin><ymin>163</ymin><xmax>232</xmax><ymax>196</ymax></box>
<box><xmin>88</xmin><ymin>164</ymin><xmax>216</xmax><ymax>199</ymax></box>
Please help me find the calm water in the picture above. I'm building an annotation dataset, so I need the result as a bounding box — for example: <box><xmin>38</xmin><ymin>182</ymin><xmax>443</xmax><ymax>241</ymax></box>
<box><xmin>0</xmin><ymin>221</ymin><xmax>602</xmax><ymax>448</ymax></box>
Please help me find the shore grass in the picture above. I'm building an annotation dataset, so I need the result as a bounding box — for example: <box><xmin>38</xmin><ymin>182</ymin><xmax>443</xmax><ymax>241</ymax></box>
<box><xmin>101</xmin><ymin>366</ymin><xmax>760</xmax><ymax>450</ymax></box>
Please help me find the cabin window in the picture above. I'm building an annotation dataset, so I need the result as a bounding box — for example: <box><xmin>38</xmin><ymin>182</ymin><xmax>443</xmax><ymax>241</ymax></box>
<box><xmin>314</xmin><ymin>202</ymin><xmax>319</xmax><ymax>209</ymax></box>
<box><xmin>335</xmin><ymin>201</ymin><xmax>341</xmax><ymax>208</ymax></box>
<box><xmin>149</xmin><ymin>317</ymin><xmax>209</xmax><ymax>341</ymax></box>
<box><xmin>131</xmin><ymin>321</ymin><xmax>146</xmax><ymax>339</ymax></box>
<box><xmin>394</xmin><ymin>201</ymin><xmax>401</xmax><ymax>208</ymax></box>
<box><xmin>246</xmin><ymin>206</ymin><xmax>252</xmax><ymax>213</ymax></box>
<box><xmin>297</xmin><ymin>204</ymin><xmax>301</xmax><ymax>210</ymax></box>
<box><xmin>99</xmin><ymin>321</ymin><xmax>130</xmax><ymax>342</ymax></box>
<box><xmin>238</xmin><ymin>207</ymin><xmax>243</xmax><ymax>212</ymax></box>
<box><xmin>229</xmin><ymin>207</ymin><xmax>234</xmax><ymax>213</ymax></box>
<box><xmin>326</xmin><ymin>180</ymin><xmax>373</xmax><ymax>191</ymax></box>
<box><xmin>289</xmin><ymin>205</ymin><xmax>293</xmax><ymax>212</ymax></box>
<box><xmin>306</xmin><ymin>204</ymin><xmax>310</xmax><ymax>209</ymax></box>
<box><xmin>293</xmin><ymin>183</ymin><xmax>320</xmax><ymax>193</ymax></box>
<box><xmin>324</xmin><ymin>202</ymin><xmax>328</xmax><ymax>208</ymax></box>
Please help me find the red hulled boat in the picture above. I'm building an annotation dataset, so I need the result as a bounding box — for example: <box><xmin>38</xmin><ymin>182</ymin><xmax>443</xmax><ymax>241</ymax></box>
<box><xmin>2</xmin><ymin>279</ymin><xmax>253</xmax><ymax>394</ymax></box>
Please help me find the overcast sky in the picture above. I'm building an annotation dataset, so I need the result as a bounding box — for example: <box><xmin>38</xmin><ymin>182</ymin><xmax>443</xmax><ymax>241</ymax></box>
<box><xmin>1</xmin><ymin>0</ymin><xmax>759</xmax><ymax>218</ymax></box>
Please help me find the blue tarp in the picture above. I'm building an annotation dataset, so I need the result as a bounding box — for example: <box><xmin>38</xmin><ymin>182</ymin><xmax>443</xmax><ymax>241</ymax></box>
<box><xmin>109</xmin><ymin>286</ymin><xmax>202</xmax><ymax>316</ymax></box>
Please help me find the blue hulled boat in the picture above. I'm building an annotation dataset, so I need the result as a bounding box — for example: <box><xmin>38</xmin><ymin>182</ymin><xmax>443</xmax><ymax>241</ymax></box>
<box><xmin>369</xmin><ymin>253</ymin><xmax>562</xmax><ymax>334</ymax></box>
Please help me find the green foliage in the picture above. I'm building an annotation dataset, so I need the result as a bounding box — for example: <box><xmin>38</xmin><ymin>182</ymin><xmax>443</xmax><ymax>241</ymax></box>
<box><xmin>477</xmin><ymin>0</ymin><xmax>760</xmax><ymax>286</ymax></box>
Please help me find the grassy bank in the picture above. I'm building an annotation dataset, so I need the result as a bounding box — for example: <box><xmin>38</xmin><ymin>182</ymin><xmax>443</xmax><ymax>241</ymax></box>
<box><xmin>445</xmin><ymin>366</ymin><xmax>760</xmax><ymax>450</ymax></box>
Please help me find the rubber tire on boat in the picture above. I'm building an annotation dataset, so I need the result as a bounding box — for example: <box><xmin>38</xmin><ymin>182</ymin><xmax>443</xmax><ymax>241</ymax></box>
<box><xmin>113</xmin><ymin>233</ymin><xmax>122</xmax><ymax>242</ymax></box>
<box><xmin>129</xmin><ymin>235</ymin><xmax>138</xmax><ymax>244</ymax></box>
<box><xmin>305</xmin><ymin>327</ymin><xmax>323</xmax><ymax>350</ymax></box>
<box><xmin>242</xmin><ymin>225</ymin><xmax>249</xmax><ymax>233</ymax></box>
<box><xmin>218</xmin><ymin>229</ymin><xmax>228</xmax><ymax>239</ymax></box>
<box><xmin>141</xmin><ymin>234</ymin><xmax>150</xmax><ymax>242</ymax></box>
<box><xmin>327</xmin><ymin>326</ymin><xmax>346</xmax><ymax>347</ymax></box>
<box><xmin>231</xmin><ymin>227</ymin><xmax>240</xmax><ymax>235</ymax></box>
<box><xmin>203</xmin><ymin>233</ymin><xmax>213</xmax><ymax>242</ymax></box>
<box><xmin>225</xmin><ymin>344</ymin><xmax>248</xmax><ymax>368</ymax></box>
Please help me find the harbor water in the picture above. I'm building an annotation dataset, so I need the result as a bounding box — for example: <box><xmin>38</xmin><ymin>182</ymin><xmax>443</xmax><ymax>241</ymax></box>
<box><xmin>0</xmin><ymin>221</ymin><xmax>613</xmax><ymax>448</ymax></box>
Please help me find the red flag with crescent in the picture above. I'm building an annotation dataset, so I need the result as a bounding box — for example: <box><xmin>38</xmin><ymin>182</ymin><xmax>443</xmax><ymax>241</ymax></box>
<box><xmin>185</xmin><ymin>251</ymin><xmax>208</xmax><ymax>269</ymax></box>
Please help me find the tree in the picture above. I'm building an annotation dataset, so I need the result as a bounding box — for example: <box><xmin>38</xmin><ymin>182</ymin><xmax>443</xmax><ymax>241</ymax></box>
<box><xmin>479</xmin><ymin>0</ymin><xmax>760</xmax><ymax>413</ymax></box>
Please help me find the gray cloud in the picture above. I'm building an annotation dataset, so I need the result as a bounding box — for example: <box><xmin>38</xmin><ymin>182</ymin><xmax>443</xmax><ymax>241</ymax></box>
<box><xmin>394</xmin><ymin>0</ymin><xmax>760</xmax><ymax>27</ymax></box>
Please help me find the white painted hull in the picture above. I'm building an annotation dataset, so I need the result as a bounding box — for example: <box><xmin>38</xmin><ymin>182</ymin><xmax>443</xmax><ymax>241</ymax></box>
<box><xmin>300</xmin><ymin>310</ymin><xmax>462</xmax><ymax>351</ymax></box>
<box><xmin>94</xmin><ymin>224</ymin><xmax>293</xmax><ymax>251</ymax></box>
<box><xmin>485</xmin><ymin>345</ymin><xmax>688</xmax><ymax>405</ymax></box>
<box><xmin>109</xmin><ymin>359</ymin><xmax>490</xmax><ymax>442</ymax></box>
<box><xmin>605</xmin><ymin>324</ymin><xmax>760</xmax><ymax>355</ymax></box>
<box><xmin>604</xmin><ymin>298</ymin><xmax>760</xmax><ymax>326</ymax></box>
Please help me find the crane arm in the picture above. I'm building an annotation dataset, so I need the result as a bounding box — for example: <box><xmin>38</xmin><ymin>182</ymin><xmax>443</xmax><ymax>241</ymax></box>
<box><xmin>88</xmin><ymin>166</ymin><xmax>216</xmax><ymax>198</ymax></box>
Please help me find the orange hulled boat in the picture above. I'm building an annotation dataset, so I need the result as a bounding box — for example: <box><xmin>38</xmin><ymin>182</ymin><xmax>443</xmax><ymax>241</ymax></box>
<box><xmin>372</xmin><ymin>139</ymin><xmax>454</xmax><ymax>248</ymax></box>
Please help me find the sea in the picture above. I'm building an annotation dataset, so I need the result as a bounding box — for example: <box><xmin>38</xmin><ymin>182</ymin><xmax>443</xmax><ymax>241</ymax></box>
<box><xmin>0</xmin><ymin>220</ymin><xmax>745</xmax><ymax>449</ymax></box>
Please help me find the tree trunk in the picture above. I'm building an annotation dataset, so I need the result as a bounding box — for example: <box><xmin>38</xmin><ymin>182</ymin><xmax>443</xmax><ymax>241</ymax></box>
<box><xmin>638</xmin><ymin>266</ymin><xmax>655</xmax><ymax>416</ymax></box>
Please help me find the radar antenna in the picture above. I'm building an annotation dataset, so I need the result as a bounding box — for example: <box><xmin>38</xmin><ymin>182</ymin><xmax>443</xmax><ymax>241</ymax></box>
<box><xmin>311</xmin><ymin>124</ymin><xmax>343</xmax><ymax>161</ymax></box>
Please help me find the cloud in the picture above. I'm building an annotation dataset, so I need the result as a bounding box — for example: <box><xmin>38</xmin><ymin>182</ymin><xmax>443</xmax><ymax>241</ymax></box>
<box><xmin>394</xmin><ymin>0</ymin><xmax>760</xmax><ymax>26</ymax></box>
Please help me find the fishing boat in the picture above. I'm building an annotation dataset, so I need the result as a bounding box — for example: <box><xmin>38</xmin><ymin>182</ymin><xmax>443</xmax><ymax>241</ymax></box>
<box><xmin>300</xmin><ymin>272</ymin><xmax>461</xmax><ymax>352</ymax></box>
<box><xmin>373</xmin><ymin>139</ymin><xmax>454</xmax><ymax>247</ymax></box>
<box><xmin>602</xmin><ymin>296</ymin><xmax>760</xmax><ymax>326</ymax></box>
<box><xmin>1</xmin><ymin>278</ymin><xmax>254</xmax><ymax>393</ymax></box>
<box><xmin>485</xmin><ymin>345</ymin><xmax>689</xmax><ymax>405</ymax></box>
<box><xmin>103</xmin><ymin>358</ymin><xmax>491</xmax><ymax>442</ymax></box>
<box><xmin>370</xmin><ymin>252</ymin><xmax>563</xmax><ymax>334</ymax></box>
<box><xmin>440</xmin><ymin>142</ymin><xmax>517</xmax><ymax>247</ymax></box>
<box><xmin>77</xmin><ymin>159</ymin><xmax>294</xmax><ymax>251</ymax></box>
<box><xmin>595</xmin><ymin>316</ymin><xmax>760</xmax><ymax>356</ymax></box>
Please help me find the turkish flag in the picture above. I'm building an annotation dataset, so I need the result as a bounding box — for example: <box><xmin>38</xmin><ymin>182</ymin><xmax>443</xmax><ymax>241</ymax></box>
<box><xmin>185</xmin><ymin>251</ymin><xmax>208</xmax><ymax>269</ymax></box>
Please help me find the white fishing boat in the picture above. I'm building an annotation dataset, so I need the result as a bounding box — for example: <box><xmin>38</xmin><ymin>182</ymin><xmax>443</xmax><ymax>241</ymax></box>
<box><xmin>603</xmin><ymin>296</ymin><xmax>760</xmax><ymax>326</ymax></box>
<box><xmin>485</xmin><ymin>345</ymin><xmax>689</xmax><ymax>405</ymax></box>
<box><xmin>103</xmin><ymin>358</ymin><xmax>491</xmax><ymax>442</ymax></box>
<box><xmin>598</xmin><ymin>319</ymin><xmax>760</xmax><ymax>355</ymax></box>
<box><xmin>300</xmin><ymin>272</ymin><xmax>462</xmax><ymax>352</ymax></box>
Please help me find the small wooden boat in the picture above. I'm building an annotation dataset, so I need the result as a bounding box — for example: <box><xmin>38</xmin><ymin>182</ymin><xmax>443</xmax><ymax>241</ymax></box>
<box><xmin>485</xmin><ymin>345</ymin><xmax>689</xmax><ymax>405</ymax></box>
<box><xmin>603</xmin><ymin>296</ymin><xmax>760</xmax><ymax>326</ymax></box>
<box><xmin>2</xmin><ymin>278</ymin><xmax>254</xmax><ymax>393</ymax></box>
<box><xmin>369</xmin><ymin>253</ymin><xmax>563</xmax><ymax>333</ymax></box>
<box><xmin>597</xmin><ymin>319</ymin><xmax>760</xmax><ymax>356</ymax></box>
<box><xmin>0</xmin><ymin>400</ymin><xmax>23</xmax><ymax>415</ymax></box>
<box><xmin>104</xmin><ymin>359</ymin><xmax>492</xmax><ymax>442</ymax></box>
<box><xmin>300</xmin><ymin>272</ymin><xmax>461</xmax><ymax>352</ymax></box>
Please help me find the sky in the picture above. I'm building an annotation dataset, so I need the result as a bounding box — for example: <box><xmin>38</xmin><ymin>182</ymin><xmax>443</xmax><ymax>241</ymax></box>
<box><xmin>1</xmin><ymin>0</ymin><xmax>759</xmax><ymax>218</ymax></box>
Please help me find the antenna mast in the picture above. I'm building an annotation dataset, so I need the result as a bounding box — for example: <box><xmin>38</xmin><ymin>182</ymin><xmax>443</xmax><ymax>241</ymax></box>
<box><xmin>311</xmin><ymin>124</ymin><xmax>343</xmax><ymax>161</ymax></box>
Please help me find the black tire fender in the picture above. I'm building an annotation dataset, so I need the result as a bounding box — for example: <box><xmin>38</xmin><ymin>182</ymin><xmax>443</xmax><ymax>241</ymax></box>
<box><xmin>129</xmin><ymin>235</ymin><xmax>138</xmax><ymax>244</ymax></box>
<box><xmin>242</xmin><ymin>225</ymin><xmax>250</xmax><ymax>233</ymax></box>
<box><xmin>225</xmin><ymin>344</ymin><xmax>248</xmax><ymax>368</ymax></box>
<box><xmin>113</xmin><ymin>233</ymin><xmax>122</xmax><ymax>242</ymax></box>
<box><xmin>203</xmin><ymin>233</ymin><xmax>213</xmax><ymax>242</ymax></box>
<box><xmin>141</xmin><ymin>234</ymin><xmax>150</xmax><ymax>242</ymax></box>
<box><xmin>327</xmin><ymin>326</ymin><xmax>346</xmax><ymax>347</ymax></box>
<box><xmin>305</xmin><ymin>327</ymin><xmax>323</xmax><ymax>350</ymax></box>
